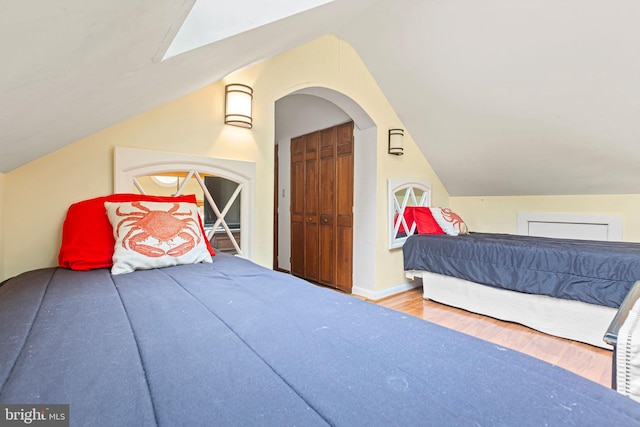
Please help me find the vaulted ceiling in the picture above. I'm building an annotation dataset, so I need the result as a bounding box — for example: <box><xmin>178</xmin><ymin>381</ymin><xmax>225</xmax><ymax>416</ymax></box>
<box><xmin>2</xmin><ymin>0</ymin><xmax>640</xmax><ymax>197</ymax></box>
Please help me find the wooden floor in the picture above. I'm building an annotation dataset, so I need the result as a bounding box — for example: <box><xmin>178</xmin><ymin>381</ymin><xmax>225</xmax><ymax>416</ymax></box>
<box><xmin>370</xmin><ymin>287</ymin><xmax>613</xmax><ymax>387</ymax></box>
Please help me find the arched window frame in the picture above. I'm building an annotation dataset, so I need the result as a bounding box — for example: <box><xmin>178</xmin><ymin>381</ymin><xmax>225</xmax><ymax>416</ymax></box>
<box><xmin>113</xmin><ymin>146</ymin><xmax>255</xmax><ymax>259</ymax></box>
<box><xmin>388</xmin><ymin>178</ymin><xmax>432</xmax><ymax>249</ymax></box>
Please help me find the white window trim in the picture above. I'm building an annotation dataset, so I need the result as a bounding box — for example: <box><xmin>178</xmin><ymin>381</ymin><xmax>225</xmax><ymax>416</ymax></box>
<box><xmin>388</xmin><ymin>178</ymin><xmax>432</xmax><ymax>249</ymax></box>
<box><xmin>113</xmin><ymin>146</ymin><xmax>256</xmax><ymax>259</ymax></box>
<box><xmin>517</xmin><ymin>211</ymin><xmax>623</xmax><ymax>242</ymax></box>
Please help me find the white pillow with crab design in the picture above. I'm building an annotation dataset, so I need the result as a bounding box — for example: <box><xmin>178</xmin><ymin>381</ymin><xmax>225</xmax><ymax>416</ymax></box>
<box><xmin>104</xmin><ymin>201</ymin><xmax>212</xmax><ymax>275</ymax></box>
<box><xmin>429</xmin><ymin>207</ymin><xmax>469</xmax><ymax>236</ymax></box>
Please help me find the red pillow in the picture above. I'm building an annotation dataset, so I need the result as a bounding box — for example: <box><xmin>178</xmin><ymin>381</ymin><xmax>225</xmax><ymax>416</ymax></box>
<box><xmin>58</xmin><ymin>194</ymin><xmax>215</xmax><ymax>271</ymax></box>
<box><xmin>413</xmin><ymin>207</ymin><xmax>445</xmax><ymax>235</ymax></box>
<box><xmin>396</xmin><ymin>207</ymin><xmax>416</xmax><ymax>234</ymax></box>
<box><xmin>396</xmin><ymin>207</ymin><xmax>443</xmax><ymax>235</ymax></box>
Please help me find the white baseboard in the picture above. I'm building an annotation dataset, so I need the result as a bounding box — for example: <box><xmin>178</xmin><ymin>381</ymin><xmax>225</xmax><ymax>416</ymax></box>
<box><xmin>352</xmin><ymin>281</ymin><xmax>421</xmax><ymax>301</ymax></box>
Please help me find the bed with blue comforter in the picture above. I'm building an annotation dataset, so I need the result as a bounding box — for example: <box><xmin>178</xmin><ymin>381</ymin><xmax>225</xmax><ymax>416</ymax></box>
<box><xmin>2</xmin><ymin>252</ymin><xmax>640</xmax><ymax>426</ymax></box>
<box><xmin>404</xmin><ymin>232</ymin><xmax>640</xmax><ymax>309</ymax></box>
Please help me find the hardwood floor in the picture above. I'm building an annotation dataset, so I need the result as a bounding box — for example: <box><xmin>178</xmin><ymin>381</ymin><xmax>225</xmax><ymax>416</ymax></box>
<box><xmin>370</xmin><ymin>287</ymin><xmax>613</xmax><ymax>388</ymax></box>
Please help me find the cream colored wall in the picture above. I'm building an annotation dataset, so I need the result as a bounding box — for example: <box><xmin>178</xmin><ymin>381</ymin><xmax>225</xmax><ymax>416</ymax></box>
<box><xmin>2</xmin><ymin>35</ymin><xmax>446</xmax><ymax>294</ymax></box>
<box><xmin>4</xmin><ymin>80</ymin><xmax>259</xmax><ymax>280</ymax></box>
<box><xmin>450</xmin><ymin>194</ymin><xmax>640</xmax><ymax>242</ymax></box>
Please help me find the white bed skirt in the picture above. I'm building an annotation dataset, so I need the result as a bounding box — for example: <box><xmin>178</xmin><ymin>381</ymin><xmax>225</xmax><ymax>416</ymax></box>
<box><xmin>406</xmin><ymin>270</ymin><xmax>616</xmax><ymax>349</ymax></box>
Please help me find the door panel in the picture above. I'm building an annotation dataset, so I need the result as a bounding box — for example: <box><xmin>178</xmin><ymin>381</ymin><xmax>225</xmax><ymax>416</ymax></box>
<box><xmin>304</xmin><ymin>133</ymin><xmax>320</xmax><ymax>281</ymax></box>
<box><xmin>319</xmin><ymin>127</ymin><xmax>336</xmax><ymax>285</ymax></box>
<box><xmin>290</xmin><ymin>136</ymin><xmax>305</xmax><ymax>277</ymax></box>
<box><xmin>335</xmin><ymin>122</ymin><xmax>354</xmax><ymax>292</ymax></box>
<box><xmin>289</xmin><ymin>122</ymin><xmax>353</xmax><ymax>292</ymax></box>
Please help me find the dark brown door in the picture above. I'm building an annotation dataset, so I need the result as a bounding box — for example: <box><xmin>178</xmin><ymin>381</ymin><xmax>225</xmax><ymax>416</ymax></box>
<box><xmin>304</xmin><ymin>132</ymin><xmax>320</xmax><ymax>282</ymax></box>
<box><xmin>290</xmin><ymin>135</ymin><xmax>305</xmax><ymax>278</ymax></box>
<box><xmin>290</xmin><ymin>122</ymin><xmax>354</xmax><ymax>293</ymax></box>
<box><xmin>335</xmin><ymin>122</ymin><xmax>354</xmax><ymax>293</ymax></box>
<box><xmin>319</xmin><ymin>127</ymin><xmax>336</xmax><ymax>286</ymax></box>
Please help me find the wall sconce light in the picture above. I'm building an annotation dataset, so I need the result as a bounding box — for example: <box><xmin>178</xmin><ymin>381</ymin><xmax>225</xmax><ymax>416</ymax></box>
<box><xmin>225</xmin><ymin>83</ymin><xmax>253</xmax><ymax>129</ymax></box>
<box><xmin>388</xmin><ymin>128</ymin><xmax>404</xmax><ymax>155</ymax></box>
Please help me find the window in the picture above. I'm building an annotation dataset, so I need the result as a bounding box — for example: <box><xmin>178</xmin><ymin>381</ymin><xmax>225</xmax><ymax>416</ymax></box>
<box><xmin>204</xmin><ymin>176</ymin><xmax>241</xmax><ymax>230</ymax></box>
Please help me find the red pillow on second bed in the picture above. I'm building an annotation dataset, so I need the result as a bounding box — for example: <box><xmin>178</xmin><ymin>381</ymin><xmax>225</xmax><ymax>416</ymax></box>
<box><xmin>412</xmin><ymin>207</ymin><xmax>445</xmax><ymax>235</ymax></box>
<box><xmin>397</xmin><ymin>207</ymin><xmax>445</xmax><ymax>235</ymax></box>
<box><xmin>58</xmin><ymin>194</ymin><xmax>215</xmax><ymax>271</ymax></box>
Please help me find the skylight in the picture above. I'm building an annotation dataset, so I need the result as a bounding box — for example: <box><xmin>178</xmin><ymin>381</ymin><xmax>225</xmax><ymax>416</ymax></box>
<box><xmin>163</xmin><ymin>0</ymin><xmax>335</xmax><ymax>60</ymax></box>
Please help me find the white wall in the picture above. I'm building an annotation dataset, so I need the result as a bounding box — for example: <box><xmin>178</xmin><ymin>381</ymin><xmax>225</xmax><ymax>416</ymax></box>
<box><xmin>351</xmin><ymin>127</ymin><xmax>377</xmax><ymax>296</ymax></box>
<box><xmin>276</xmin><ymin>138</ymin><xmax>291</xmax><ymax>271</ymax></box>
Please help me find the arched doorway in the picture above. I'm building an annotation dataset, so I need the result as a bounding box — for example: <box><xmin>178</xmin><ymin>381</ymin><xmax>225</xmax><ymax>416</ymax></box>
<box><xmin>274</xmin><ymin>87</ymin><xmax>376</xmax><ymax>295</ymax></box>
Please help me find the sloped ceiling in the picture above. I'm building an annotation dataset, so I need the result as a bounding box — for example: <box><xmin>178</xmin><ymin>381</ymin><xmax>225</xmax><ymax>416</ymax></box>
<box><xmin>2</xmin><ymin>0</ymin><xmax>640</xmax><ymax>197</ymax></box>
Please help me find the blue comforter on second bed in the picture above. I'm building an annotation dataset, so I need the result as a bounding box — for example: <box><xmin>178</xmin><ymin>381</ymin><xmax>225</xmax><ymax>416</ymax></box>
<box><xmin>2</xmin><ymin>253</ymin><xmax>640</xmax><ymax>426</ymax></box>
<box><xmin>403</xmin><ymin>232</ymin><xmax>640</xmax><ymax>308</ymax></box>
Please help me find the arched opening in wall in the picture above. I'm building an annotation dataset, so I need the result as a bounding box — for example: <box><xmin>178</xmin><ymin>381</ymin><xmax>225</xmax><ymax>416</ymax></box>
<box><xmin>274</xmin><ymin>88</ymin><xmax>376</xmax><ymax>295</ymax></box>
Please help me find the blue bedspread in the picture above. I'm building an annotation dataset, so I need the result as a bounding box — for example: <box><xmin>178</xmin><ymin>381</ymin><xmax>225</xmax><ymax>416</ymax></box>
<box><xmin>2</xmin><ymin>253</ymin><xmax>640</xmax><ymax>426</ymax></box>
<box><xmin>404</xmin><ymin>232</ymin><xmax>640</xmax><ymax>308</ymax></box>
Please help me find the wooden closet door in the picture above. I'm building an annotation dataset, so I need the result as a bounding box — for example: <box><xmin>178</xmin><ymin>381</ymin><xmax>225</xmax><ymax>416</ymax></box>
<box><xmin>290</xmin><ymin>135</ymin><xmax>305</xmax><ymax>277</ymax></box>
<box><xmin>303</xmin><ymin>132</ymin><xmax>320</xmax><ymax>282</ymax></box>
<box><xmin>289</xmin><ymin>122</ymin><xmax>353</xmax><ymax>293</ymax></box>
<box><xmin>335</xmin><ymin>122</ymin><xmax>354</xmax><ymax>293</ymax></box>
<box><xmin>319</xmin><ymin>127</ymin><xmax>336</xmax><ymax>286</ymax></box>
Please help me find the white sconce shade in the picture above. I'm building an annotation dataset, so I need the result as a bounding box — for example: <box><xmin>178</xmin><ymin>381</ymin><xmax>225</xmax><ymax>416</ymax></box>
<box><xmin>388</xmin><ymin>128</ymin><xmax>404</xmax><ymax>155</ymax></box>
<box><xmin>225</xmin><ymin>84</ymin><xmax>253</xmax><ymax>128</ymax></box>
